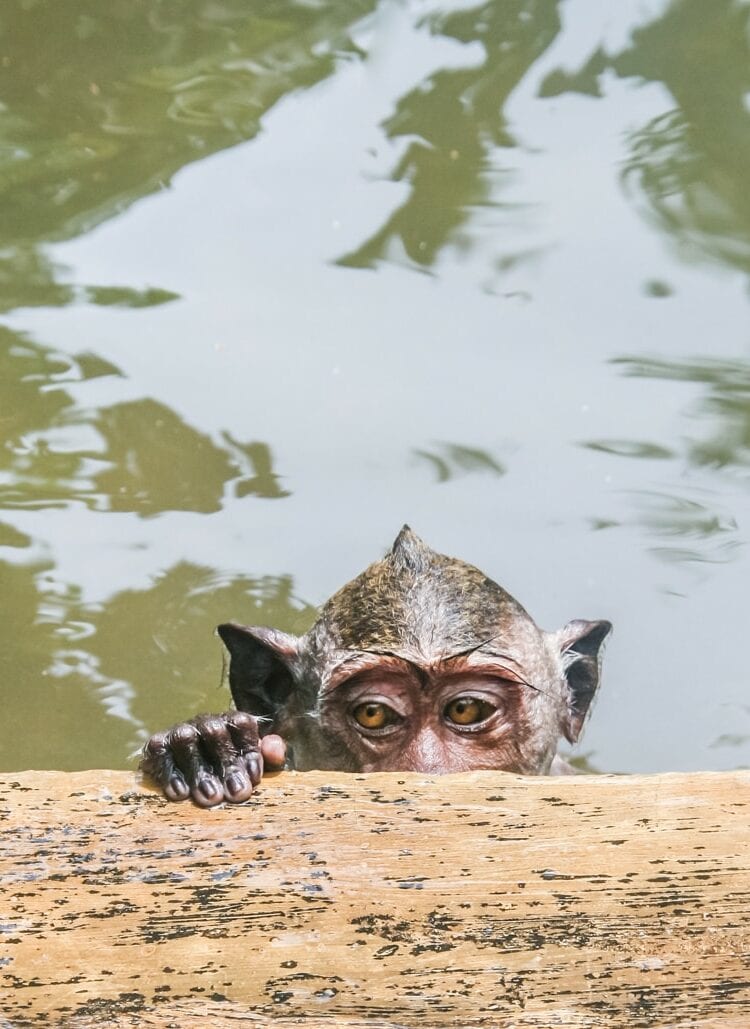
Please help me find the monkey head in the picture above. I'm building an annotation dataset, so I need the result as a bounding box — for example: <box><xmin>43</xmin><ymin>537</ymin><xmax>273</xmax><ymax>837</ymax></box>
<box><xmin>218</xmin><ymin>526</ymin><xmax>611</xmax><ymax>776</ymax></box>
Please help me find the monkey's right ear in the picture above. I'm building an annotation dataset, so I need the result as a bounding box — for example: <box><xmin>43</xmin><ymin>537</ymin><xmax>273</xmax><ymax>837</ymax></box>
<box><xmin>557</xmin><ymin>619</ymin><xmax>613</xmax><ymax>744</ymax></box>
<box><xmin>216</xmin><ymin>623</ymin><xmax>301</xmax><ymax>721</ymax></box>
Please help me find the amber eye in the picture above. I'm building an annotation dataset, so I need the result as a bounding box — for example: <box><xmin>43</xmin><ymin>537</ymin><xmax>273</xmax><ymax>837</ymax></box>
<box><xmin>352</xmin><ymin>702</ymin><xmax>394</xmax><ymax>730</ymax></box>
<box><xmin>444</xmin><ymin>697</ymin><xmax>493</xmax><ymax>726</ymax></box>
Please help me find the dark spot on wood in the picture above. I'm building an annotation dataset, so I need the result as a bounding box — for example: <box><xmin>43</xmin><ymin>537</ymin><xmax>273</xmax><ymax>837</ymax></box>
<box><xmin>374</xmin><ymin>944</ymin><xmax>399</xmax><ymax>959</ymax></box>
<box><xmin>411</xmin><ymin>942</ymin><xmax>454</xmax><ymax>955</ymax></box>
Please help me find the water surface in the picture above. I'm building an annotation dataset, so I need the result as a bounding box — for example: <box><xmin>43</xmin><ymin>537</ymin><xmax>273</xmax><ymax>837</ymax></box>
<box><xmin>1</xmin><ymin>0</ymin><xmax>749</xmax><ymax>773</ymax></box>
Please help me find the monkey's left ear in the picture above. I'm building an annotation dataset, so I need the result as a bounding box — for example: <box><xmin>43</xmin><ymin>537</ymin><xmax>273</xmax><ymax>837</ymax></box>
<box><xmin>217</xmin><ymin>623</ymin><xmax>302</xmax><ymax>723</ymax></box>
<box><xmin>556</xmin><ymin>619</ymin><xmax>612</xmax><ymax>743</ymax></box>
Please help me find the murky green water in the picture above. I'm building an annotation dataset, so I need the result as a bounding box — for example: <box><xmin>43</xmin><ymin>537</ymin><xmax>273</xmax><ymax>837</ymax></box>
<box><xmin>1</xmin><ymin>0</ymin><xmax>749</xmax><ymax>774</ymax></box>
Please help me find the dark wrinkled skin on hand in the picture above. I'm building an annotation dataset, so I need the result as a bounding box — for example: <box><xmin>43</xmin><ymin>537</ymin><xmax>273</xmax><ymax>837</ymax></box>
<box><xmin>141</xmin><ymin>711</ymin><xmax>286</xmax><ymax>807</ymax></box>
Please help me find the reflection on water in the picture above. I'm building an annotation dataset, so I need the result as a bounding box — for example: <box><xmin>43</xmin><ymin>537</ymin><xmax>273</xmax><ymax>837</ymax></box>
<box><xmin>585</xmin><ymin>352</ymin><xmax>748</xmax><ymax>562</ymax></box>
<box><xmin>582</xmin><ymin>440</ymin><xmax>674</xmax><ymax>460</ymax></box>
<box><xmin>339</xmin><ymin>0</ymin><xmax>561</xmax><ymax>269</ymax></box>
<box><xmin>1</xmin><ymin>0</ymin><xmax>750</xmax><ymax>774</ymax></box>
<box><xmin>710</xmin><ymin>704</ymin><xmax>750</xmax><ymax>754</ymax></box>
<box><xmin>93</xmin><ymin>403</ymin><xmax>289</xmax><ymax>513</ymax></box>
<box><xmin>0</xmin><ymin>328</ymin><xmax>288</xmax><ymax>514</ymax></box>
<box><xmin>0</xmin><ymin>557</ymin><xmax>315</xmax><ymax>770</ymax></box>
<box><xmin>413</xmin><ymin>442</ymin><xmax>506</xmax><ymax>483</ymax></box>
<box><xmin>620</xmin><ymin>0</ymin><xmax>750</xmax><ymax>276</ymax></box>
<box><xmin>633</xmin><ymin>491</ymin><xmax>742</xmax><ymax>567</ymax></box>
<box><xmin>0</xmin><ymin>556</ymin><xmax>113</xmax><ymax>769</ymax></box>
<box><xmin>225</xmin><ymin>435</ymin><xmax>291</xmax><ymax>500</ymax></box>
<box><xmin>588</xmin><ymin>486</ymin><xmax>741</xmax><ymax>569</ymax></box>
<box><xmin>0</xmin><ymin>0</ymin><xmax>375</xmax><ymax>308</ymax></box>
<box><xmin>614</xmin><ymin>355</ymin><xmax>750</xmax><ymax>471</ymax></box>
<box><xmin>543</xmin><ymin>0</ymin><xmax>750</xmax><ymax>276</ymax></box>
<box><xmin>631</xmin><ymin>490</ymin><xmax>738</xmax><ymax>540</ymax></box>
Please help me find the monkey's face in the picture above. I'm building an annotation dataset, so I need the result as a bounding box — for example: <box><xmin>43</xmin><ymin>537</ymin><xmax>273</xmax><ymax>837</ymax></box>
<box><xmin>319</xmin><ymin>670</ymin><xmax>532</xmax><ymax>773</ymax></box>
<box><xmin>220</xmin><ymin>527</ymin><xmax>611</xmax><ymax>776</ymax></box>
<box><xmin>307</xmin><ymin>638</ymin><xmax>569</xmax><ymax>776</ymax></box>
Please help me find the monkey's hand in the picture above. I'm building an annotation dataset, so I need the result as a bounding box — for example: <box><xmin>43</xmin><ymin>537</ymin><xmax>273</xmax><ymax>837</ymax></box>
<box><xmin>141</xmin><ymin>711</ymin><xmax>287</xmax><ymax>807</ymax></box>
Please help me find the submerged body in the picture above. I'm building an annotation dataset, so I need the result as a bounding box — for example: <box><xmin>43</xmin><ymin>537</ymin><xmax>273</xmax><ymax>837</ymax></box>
<box><xmin>143</xmin><ymin>527</ymin><xmax>611</xmax><ymax>805</ymax></box>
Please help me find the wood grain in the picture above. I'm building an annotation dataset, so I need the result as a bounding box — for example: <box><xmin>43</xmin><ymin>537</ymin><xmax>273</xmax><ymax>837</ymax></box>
<box><xmin>0</xmin><ymin>769</ymin><xmax>748</xmax><ymax>1027</ymax></box>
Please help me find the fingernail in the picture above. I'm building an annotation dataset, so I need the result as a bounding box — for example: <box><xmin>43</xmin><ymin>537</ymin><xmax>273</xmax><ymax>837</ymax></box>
<box><xmin>169</xmin><ymin>775</ymin><xmax>189</xmax><ymax>799</ymax></box>
<box><xmin>198</xmin><ymin>777</ymin><xmax>221</xmax><ymax>801</ymax></box>
<box><xmin>226</xmin><ymin>773</ymin><xmax>246</xmax><ymax>796</ymax></box>
<box><xmin>246</xmin><ymin>754</ymin><xmax>262</xmax><ymax>784</ymax></box>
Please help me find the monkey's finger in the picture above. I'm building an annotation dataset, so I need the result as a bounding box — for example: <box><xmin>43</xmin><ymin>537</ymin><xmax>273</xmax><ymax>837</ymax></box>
<box><xmin>226</xmin><ymin>712</ymin><xmax>263</xmax><ymax>787</ymax></box>
<box><xmin>260</xmin><ymin>733</ymin><xmax>287</xmax><ymax>770</ymax></box>
<box><xmin>141</xmin><ymin>732</ymin><xmax>190</xmax><ymax>802</ymax></box>
<box><xmin>197</xmin><ymin>715</ymin><xmax>255</xmax><ymax>804</ymax></box>
<box><xmin>167</xmin><ymin>723</ymin><xmax>226</xmax><ymax>807</ymax></box>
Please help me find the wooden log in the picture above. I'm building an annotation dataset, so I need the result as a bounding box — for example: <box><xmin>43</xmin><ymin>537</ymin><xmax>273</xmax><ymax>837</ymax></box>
<box><xmin>0</xmin><ymin>768</ymin><xmax>748</xmax><ymax>1028</ymax></box>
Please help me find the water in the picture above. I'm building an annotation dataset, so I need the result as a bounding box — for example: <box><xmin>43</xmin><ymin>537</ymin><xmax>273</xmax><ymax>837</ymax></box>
<box><xmin>1</xmin><ymin>0</ymin><xmax>749</xmax><ymax>774</ymax></box>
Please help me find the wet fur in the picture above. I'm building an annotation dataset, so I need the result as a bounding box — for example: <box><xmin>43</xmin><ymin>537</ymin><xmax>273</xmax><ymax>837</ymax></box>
<box><xmin>219</xmin><ymin>527</ymin><xmax>611</xmax><ymax>776</ymax></box>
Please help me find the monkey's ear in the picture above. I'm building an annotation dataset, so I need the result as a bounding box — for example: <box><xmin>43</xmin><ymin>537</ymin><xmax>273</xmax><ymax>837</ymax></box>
<box><xmin>557</xmin><ymin>619</ymin><xmax>612</xmax><ymax>744</ymax></box>
<box><xmin>216</xmin><ymin>623</ymin><xmax>301</xmax><ymax>721</ymax></box>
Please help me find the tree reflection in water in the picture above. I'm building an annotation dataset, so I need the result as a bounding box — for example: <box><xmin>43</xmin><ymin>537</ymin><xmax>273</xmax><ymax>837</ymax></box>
<box><xmin>1</xmin><ymin>0</ymin><xmax>750</xmax><ymax>771</ymax></box>
<box><xmin>0</xmin><ymin>0</ymin><xmax>377</xmax><ymax>309</ymax></box>
<box><xmin>541</xmin><ymin>0</ymin><xmax>750</xmax><ymax>277</ymax></box>
<box><xmin>0</xmin><ymin>556</ymin><xmax>315</xmax><ymax>771</ymax></box>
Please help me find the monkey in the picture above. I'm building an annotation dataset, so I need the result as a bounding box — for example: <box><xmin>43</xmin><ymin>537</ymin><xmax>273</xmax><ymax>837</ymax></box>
<box><xmin>142</xmin><ymin>526</ymin><xmax>611</xmax><ymax>806</ymax></box>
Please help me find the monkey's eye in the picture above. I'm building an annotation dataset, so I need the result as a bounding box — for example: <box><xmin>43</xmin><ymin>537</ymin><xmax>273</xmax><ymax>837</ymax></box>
<box><xmin>444</xmin><ymin>696</ymin><xmax>494</xmax><ymax>726</ymax></box>
<box><xmin>352</xmin><ymin>702</ymin><xmax>398</xmax><ymax>731</ymax></box>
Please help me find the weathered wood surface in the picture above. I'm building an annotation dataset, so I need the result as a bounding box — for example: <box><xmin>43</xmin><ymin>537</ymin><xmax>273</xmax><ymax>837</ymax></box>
<box><xmin>0</xmin><ymin>769</ymin><xmax>748</xmax><ymax>1028</ymax></box>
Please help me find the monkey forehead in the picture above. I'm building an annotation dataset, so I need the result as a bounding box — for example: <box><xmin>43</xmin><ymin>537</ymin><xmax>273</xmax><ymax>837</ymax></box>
<box><xmin>311</xmin><ymin>549</ymin><xmax>538</xmax><ymax>657</ymax></box>
<box><xmin>316</xmin><ymin>647</ymin><xmax>537</xmax><ymax>694</ymax></box>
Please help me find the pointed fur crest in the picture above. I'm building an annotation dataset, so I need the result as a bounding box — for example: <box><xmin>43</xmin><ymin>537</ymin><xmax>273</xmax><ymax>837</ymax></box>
<box><xmin>389</xmin><ymin>524</ymin><xmax>432</xmax><ymax>573</ymax></box>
